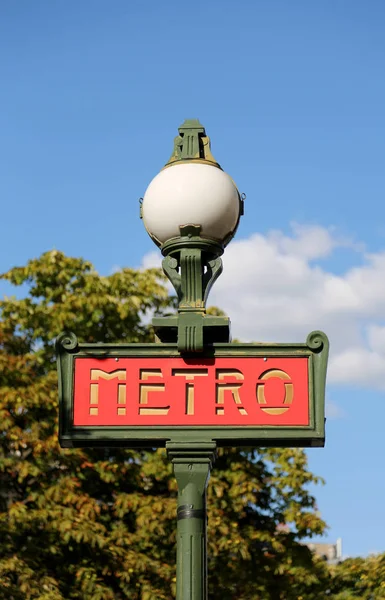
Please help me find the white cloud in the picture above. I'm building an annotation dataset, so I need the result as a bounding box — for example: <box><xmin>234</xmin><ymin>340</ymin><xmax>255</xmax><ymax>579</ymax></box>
<box><xmin>325</xmin><ymin>399</ymin><xmax>345</xmax><ymax>420</ymax></box>
<box><xmin>140</xmin><ymin>251</ymin><xmax>162</xmax><ymax>270</ymax></box>
<box><xmin>267</xmin><ymin>223</ymin><xmax>349</xmax><ymax>260</ymax></box>
<box><xmin>141</xmin><ymin>224</ymin><xmax>385</xmax><ymax>390</ymax></box>
<box><xmin>367</xmin><ymin>325</ymin><xmax>385</xmax><ymax>354</ymax></box>
<box><xmin>110</xmin><ymin>264</ymin><xmax>122</xmax><ymax>274</ymax></box>
<box><xmin>328</xmin><ymin>348</ymin><xmax>385</xmax><ymax>387</ymax></box>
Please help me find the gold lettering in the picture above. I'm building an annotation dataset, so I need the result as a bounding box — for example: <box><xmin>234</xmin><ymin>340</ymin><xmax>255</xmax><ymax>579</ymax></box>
<box><xmin>139</xmin><ymin>369</ymin><xmax>168</xmax><ymax>416</ymax></box>
<box><xmin>117</xmin><ymin>384</ymin><xmax>126</xmax><ymax>415</ymax></box>
<box><xmin>90</xmin><ymin>384</ymin><xmax>98</xmax><ymax>404</ymax></box>
<box><xmin>256</xmin><ymin>369</ymin><xmax>293</xmax><ymax>415</ymax></box>
<box><xmin>89</xmin><ymin>369</ymin><xmax>126</xmax><ymax>416</ymax></box>
<box><xmin>90</xmin><ymin>369</ymin><xmax>126</xmax><ymax>381</ymax></box>
<box><xmin>215</xmin><ymin>370</ymin><xmax>246</xmax><ymax>415</ymax></box>
<box><xmin>172</xmin><ymin>369</ymin><xmax>209</xmax><ymax>415</ymax></box>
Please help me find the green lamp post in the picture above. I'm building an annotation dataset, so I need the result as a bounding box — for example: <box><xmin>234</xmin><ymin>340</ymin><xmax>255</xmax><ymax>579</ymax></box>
<box><xmin>141</xmin><ymin>119</ymin><xmax>244</xmax><ymax>353</ymax></box>
<box><xmin>141</xmin><ymin>119</ymin><xmax>244</xmax><ymax>599</ymax></box>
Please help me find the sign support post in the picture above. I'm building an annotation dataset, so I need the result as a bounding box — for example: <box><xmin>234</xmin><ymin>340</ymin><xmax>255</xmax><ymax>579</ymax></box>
<box><xmin>167</xmin><ymin>442</ymin><xmax>217</xmax><ymax>600</ymax></box>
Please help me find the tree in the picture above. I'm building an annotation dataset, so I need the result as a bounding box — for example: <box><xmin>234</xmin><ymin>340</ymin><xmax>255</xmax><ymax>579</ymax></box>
<box><xmin>0</xmin><ymin>250</ymin><xmax>328</xmax><ymax>599</ymax></box>
<box><xmin>327</xmin><ymin>553</ymin><xmax>385</xmax><ymax>599</ymax></box>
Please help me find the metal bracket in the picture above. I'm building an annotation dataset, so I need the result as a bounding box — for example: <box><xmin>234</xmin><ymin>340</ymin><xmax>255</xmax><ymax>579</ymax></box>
<box><xmin>154</xmin><ymin>226</ymin><xmax>230</xmax><ymax>353</ymax></box>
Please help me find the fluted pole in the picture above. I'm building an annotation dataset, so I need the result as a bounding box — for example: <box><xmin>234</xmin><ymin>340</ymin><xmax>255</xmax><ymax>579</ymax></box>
<box><xmin>167</xmin><ymin>442</ymin><xmax>217</xmax><ymax>600</ymax></box>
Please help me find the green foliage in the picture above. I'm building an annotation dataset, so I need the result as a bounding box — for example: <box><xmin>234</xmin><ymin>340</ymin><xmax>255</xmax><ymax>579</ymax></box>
<box><xmin>327</xmin><ymin>554</ymin><xmax>385</xmax><ymax>599</ymax></box>
<box><xmin>0</xmin><ymin>250</ymin><xmax>329</xmax><ymax>599</ymax></box>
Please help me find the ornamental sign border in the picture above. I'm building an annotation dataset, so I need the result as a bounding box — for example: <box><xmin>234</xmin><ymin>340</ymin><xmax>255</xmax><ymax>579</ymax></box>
<box><xmin>57</xmin><ymin>330</ymin><xmax>328</xmax><ymax>449</ymax></box>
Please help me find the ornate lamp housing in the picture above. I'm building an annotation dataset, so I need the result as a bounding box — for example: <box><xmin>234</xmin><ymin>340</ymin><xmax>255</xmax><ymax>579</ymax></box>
<box><xmin>141</xmin><ymin>119</ymin><xmax>244</xmax><ymax>352</ymax></box>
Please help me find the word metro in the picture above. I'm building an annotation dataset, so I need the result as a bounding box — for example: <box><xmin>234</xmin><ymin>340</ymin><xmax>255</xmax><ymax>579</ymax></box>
<box><xmin>73</xmin><ymin>357</ymin><xmax>310</xmax><ymax>427</ymax></box>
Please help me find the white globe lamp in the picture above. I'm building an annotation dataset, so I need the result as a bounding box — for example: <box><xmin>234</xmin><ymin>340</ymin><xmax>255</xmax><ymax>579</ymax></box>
<box><xmin>142</xmin><ymin>162</ymin><xmax>241</xmax><ymax>247</ymax></box>
<box><xmin>141</xmin><ymin>119</ymin><xmax>244</xmax><ymax>353</ymax></box>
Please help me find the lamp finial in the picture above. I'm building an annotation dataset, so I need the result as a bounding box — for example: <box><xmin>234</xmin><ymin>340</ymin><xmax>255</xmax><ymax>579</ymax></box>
<box><xmin>164</xmin><ymin>119</ymin><xmax>221</xmax><ymax>169</ymax></box>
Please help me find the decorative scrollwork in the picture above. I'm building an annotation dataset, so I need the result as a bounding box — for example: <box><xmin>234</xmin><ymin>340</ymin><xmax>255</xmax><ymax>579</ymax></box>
<box><xmin>203</xmin><ymin>257</ymin><xmax>223</xmax><ymax>304</ymax></box>
<box><xmin>306</xmin><ymin>330</ymin><xmax>328</xmax><ymax>353</ymax></box>
<box><xmin>55</xmin><ymin>331</ymin><xmax>79</xmax><ymax>352</ymax></box>
<box><xmin>162</xmin><ymin>255</ymin><xmax>182</xmax><ymax>301</ymax></box>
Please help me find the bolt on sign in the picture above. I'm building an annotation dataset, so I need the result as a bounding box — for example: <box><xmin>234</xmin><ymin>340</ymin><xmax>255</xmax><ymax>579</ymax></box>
<box><xmin>57</xmin><ymin>331</ymin><xmax>328</xmax><ymax>448</ymax></box>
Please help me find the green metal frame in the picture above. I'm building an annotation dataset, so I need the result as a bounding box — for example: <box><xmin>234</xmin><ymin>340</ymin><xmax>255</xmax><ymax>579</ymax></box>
<box><xmin>57</xmin><ymin>330</ymin><xmax>328</xmax><ymax>449</ymax></box>
<box><xmin>154</xmin><ymin>226</ymin><xmax>231</xmax><ymax>352</ymax></box>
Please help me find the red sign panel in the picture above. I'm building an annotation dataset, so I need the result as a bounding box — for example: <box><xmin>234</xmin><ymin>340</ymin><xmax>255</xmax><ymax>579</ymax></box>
<box><xmin>73</xmin><ymin>357</ymin><xmax>309</xmax><ymax>427</ymax></box>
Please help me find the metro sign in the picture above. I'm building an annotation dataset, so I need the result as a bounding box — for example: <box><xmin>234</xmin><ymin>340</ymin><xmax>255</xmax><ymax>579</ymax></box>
<box><xmin>74</xmin><ymin>357</ymin><xmax>308</xmax><ymax>426</ymax></box>
<box><xmin>57</xmin><ymin>331</ymin><xmax>328</xmax><ymax>448</ymax></box>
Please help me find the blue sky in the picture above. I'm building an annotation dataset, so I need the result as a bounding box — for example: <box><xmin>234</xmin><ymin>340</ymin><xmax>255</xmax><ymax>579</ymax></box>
<box><xmin>1</xmin><ymin>1</ymin><xmax>385</xmax><ymax>558</ymax></box>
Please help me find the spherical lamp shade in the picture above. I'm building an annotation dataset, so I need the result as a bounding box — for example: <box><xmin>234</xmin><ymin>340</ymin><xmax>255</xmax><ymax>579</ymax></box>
<box><xmin>142</xmin><ymin>163</ymin><xmax>241</xmax><ymax>246</ymax></box>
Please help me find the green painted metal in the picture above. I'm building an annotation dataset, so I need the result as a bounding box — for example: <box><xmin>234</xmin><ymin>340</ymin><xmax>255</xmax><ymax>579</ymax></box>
<box><xmin>167</xmin><ymin>442</ymin><xmax>217</xmax><ymax>600</ymax></box>
<box><xmin>56</xmin><ymin>330</ymin><xmax>328</xmax><ymax>449</ymax></box>
<box><xmin>155</xmin><ymin>225</ymin><xmax>229</xmax><ymax>352</ymax></box>
<box><xmin>164</xmin><ymin>119</ymin><xmax>222</xmax><ymax>170</ymax></box>
<box><xmin>161</xmin><ymin>226</ymin><xmax>224</xmax><ymax>310</ymax></box>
